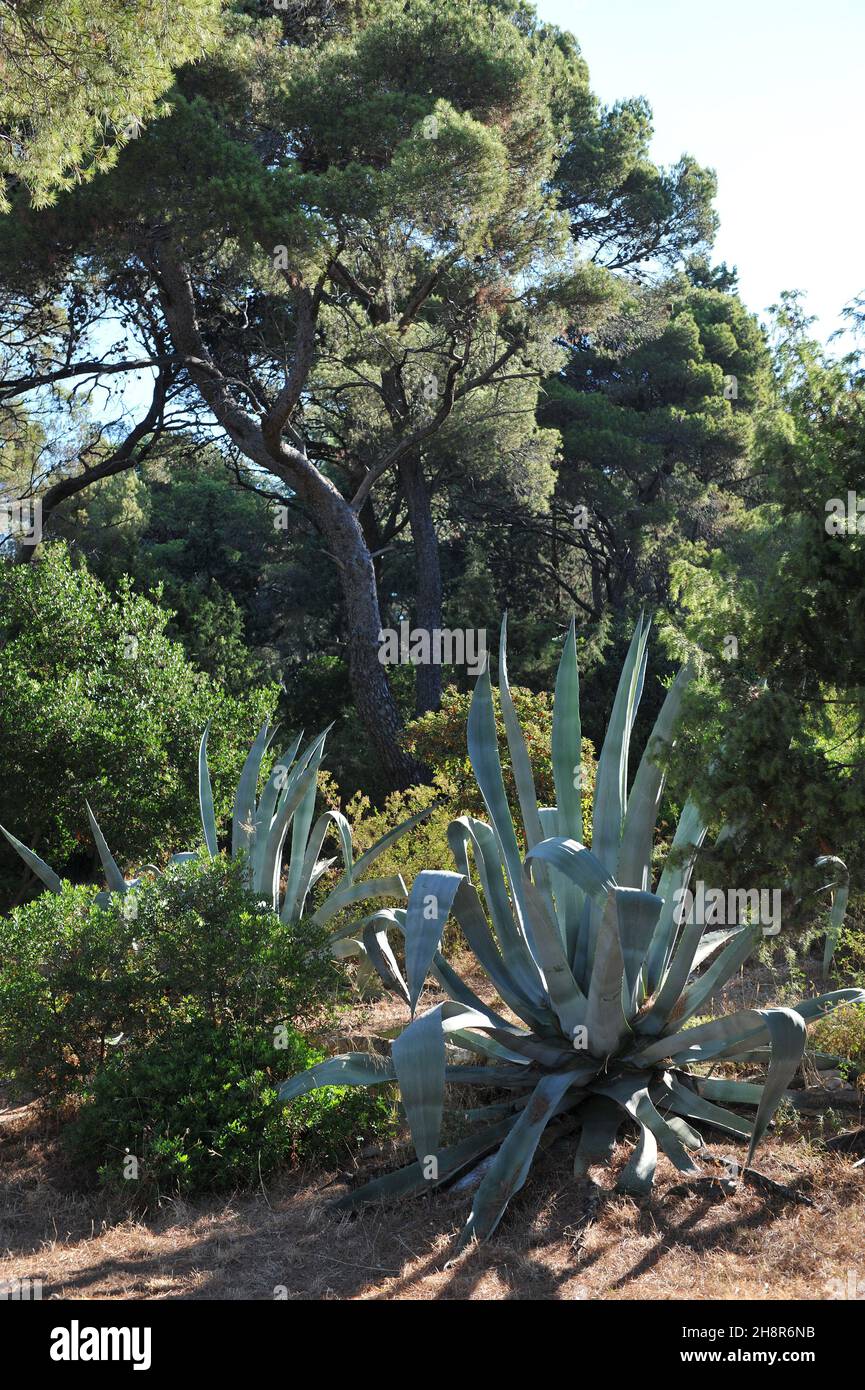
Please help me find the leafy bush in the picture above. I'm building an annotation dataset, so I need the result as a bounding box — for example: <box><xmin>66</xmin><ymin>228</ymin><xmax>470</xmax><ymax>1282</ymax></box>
<box><xmin>0</xmin><ymin>544</ymin><xmax>276</xmax><ymax>908</ymax></box>
<box><xmin>65</xmin><ymin>1020</ymin><xmax>394</xmax><ymax>1202</ymax></box>
<box><xmin>0</xmin><ymin>854</ymin><xmax>341</xmax><ymax>1097</ymax></box>
<box><xmin>404</xmin><ymin>684</ymin><xmax>596</xmax><ymax>842</ymax></box>
<box><xmin>810</xmin><ymin>1001</ymin><xmax>865</xmax><ymax>1069</ymax></box>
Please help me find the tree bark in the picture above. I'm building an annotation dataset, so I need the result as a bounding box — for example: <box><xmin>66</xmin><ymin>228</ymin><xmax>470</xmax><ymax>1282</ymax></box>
<box><xmin>398</xmin><ymin>452</ymin><xmax>443</xmax><ymax>715</ymax></box>
<box><xmin>315</xmin><ymin>485</ymin><xmax>420</xmax><ymax>785</ymax></box>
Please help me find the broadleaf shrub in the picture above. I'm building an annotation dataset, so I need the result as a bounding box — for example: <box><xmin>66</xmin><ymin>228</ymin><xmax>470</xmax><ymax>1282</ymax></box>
<box><xmin>0</xmin><ymin>544</ymin><xmax>276</xmax><ymax>908</ymax></box>
<box><xmin>0</xmin><ymin>853</ymin><xmax>340</xmax><ymax>1097</ymax></box>
<box><xmin>404</xmin><ymin>683</ymin><xmax>596</xmax><ymax>840</ymax></box>
<box><xmin>65</xmin><ymin>1020</ymin><xmax>395</xmax><ymax>1202</ymax></box>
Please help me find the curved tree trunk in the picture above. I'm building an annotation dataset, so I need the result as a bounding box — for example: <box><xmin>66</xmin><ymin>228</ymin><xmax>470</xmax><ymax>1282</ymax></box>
<box><xmin>316</xmin><ymin>487</ymin><xmax>422</xmax><ymax>785</ymax></box>
<box><xmin>146</xmin><ymin>236</ymin><xmax>422</xmax><ymax>788</ymax></box>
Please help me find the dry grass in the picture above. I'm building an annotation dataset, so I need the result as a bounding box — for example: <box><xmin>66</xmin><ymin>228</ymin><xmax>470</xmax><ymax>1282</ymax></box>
<box><xmin>2</xmin><ymin>957</ymin><xmax>863</xmax><ymax>1302</ymax></box>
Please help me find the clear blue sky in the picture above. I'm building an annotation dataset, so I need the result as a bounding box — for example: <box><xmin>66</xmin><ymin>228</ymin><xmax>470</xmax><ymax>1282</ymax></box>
<box><xmin>538</xmin><ymin>0</ymin><xmax>864</xmax><ymax>343</ymax></box>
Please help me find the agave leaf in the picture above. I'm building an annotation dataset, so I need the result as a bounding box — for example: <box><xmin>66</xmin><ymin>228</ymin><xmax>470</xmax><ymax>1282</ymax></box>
<box><xmin>334</xmin><ymin>1119</ymin><xmax>516</xmax><ymax>1210</ymax></box>
<box><xmin>444</xmin><ymin>1064</ymin><xmax>545</xmax><ymax>1087</ymax></box>
<box><xmin>466</xmin><ymin>663</ymin><xmax>527</xmax><ymax>934</ymax></box>
<box><xmin>585</xmin><ymin>886</ymin><xmax>631</xmax><ymax>1057</ymax></box>
<box><xmin>261</xmin><ymin>730</ymin><xmax>329</xmax><ymax>910</ymax></box>
<box><xmin>573</xmin><ymin>1095</ymin><xmax>623</xmax><ymax>1176</ymax></box>
<box><xmin>393</xmin><ymin>1003</ymin><xmax>495</xmax><ymax>1166</ymax></box>
<box><xmin>632</xmin><ymin>1008</ymin><xmax>774</xmax><ymax>1067</ymax></box>
<box><xmin>331</xmin><ymin>936</ymin><xmax>365</xmax><ymax>961</ymax></box>
<box><xmin>450</xmin><ymin>874</ymin><xmax>556</xmax><ymax>1029</ymax></box>
<box><xmin>520</xmin><ymin>871</ymin><xmax>587</xmax><ymax>1036</ymax></box>
<box><xmin>746</xmin><ymin>1008</ymin><xmax>807</xmax><ymax>1167</ymax></box>
<box><xmin>642</xmin><ymin>891</ymin><xmax>749</xmax><ymax>1037</ymax></box>
<box><xmin>458</xmin><ymin>1098</ymin><xmax>531</xmax><ymax>1123</ymax></box>
<box><xmin>591</xmin><ymin>616</ymin><xmax>650</xmax><ymax>880</ymax></box>
<box><xmin>631</xmin><ymin>614</ymin><xmax>650</xmax><ymax>736</ymax></box>
<box><xmin>231</xmin><ymin>719</ymin><xmax>271</xmax><ymax>864</ymax></box>
<box><xmin>431</xmin><ymin>950</ymin><xmax>516</xmax><ymax>1029</ymax></box>
<box><xmin>392</xmin><ymin>1006</ymin><xmax>447</xmax><ymax>1167</ymax></box>
<box><xmin>718</xmin><ymin>987</ymin><xmax>865</xmax><ymax>1063</ymax></box>
<box><xmin>643</xmin><ymin>796</ymin><xmax>708</xmax><ymax>993</ymax></box>
<box><xmin>448</xmin><ymin>817</ymin><xmax>545</xmax><ymax>1003</ymax></box>
<box><xmin>251</xmin><ymin>730</ymin><xmax>304</xmax><ymax>886</ymax></box>
<box><xmin>282</xmin><ymin>735</ymin><xmax>327</xmax><ymax>922</ymax></box>
<box><xmin>664</xmin><ymin>1114</ymin><xmax>703</xmax><ymax>1149</ymax></box>
<box><xmin>616</xmin><ymin>1121</ymin><xmax>657</xmax><ymax>1196</ymax></box>
<box><xmin>794</xmin><ymin>987</ymin><xmax>865</xmax><ymax>1022</ymax></box>
<box><xmin>482</xmin><ymin>1027</ymin><xmax>587</xmax><ymax>1070</ymax></box>
<box><xmin>816</xmin><ymin>855</ymin><xmax>849</xmax><ymax>974</ymax></box>
<box><xmin>401</xmin><ymin>869</ymin><xmax>464</xmax><ymax>1014</ymax></box>
<box><xmin>0</xmin><ymin>824</ymin><xmax>63</xmax><ymax>894</ymax></box>
<box><xmin>691</xmin><ymin>927</ymin><xmax>743</xmax><ymax>971</ymax></box>
<box><xmin>85</xmin><ymin>802</ymin><xmax>127</xmax><ymax>894</ymax></box>
<box><xmin>613</xmin><ymin>887</ymin><xmax>663</xmax><ymax>1017</ymax></box>
<box><xmin>278</xmin><ymin>1051</ymin><xmax>395</xmax><ymax>1103</ymax></box>
<box><xmin>198</xmin><ymin>722</ymin><xmax>219</xmax><ymax>857</ymax></box>
<box><xmin>459</xmin><ymin>1069</ymin><xmax>582</xmax><ymax>1247</ymax></box>
<box><xmin>673</xmin><ymin>924</ymin><xmax>761</xmax><ymax>1028</ymax></box>
<box><xmin>525</xmin><ymin>836</ymin><xmax>614</xmax><ymax>907</ymax></box>
<box><xmin>310</xmin><ymin>853</ymin><xmax>338</xmax><ymax>887</ymax></box>
<box><xmin>310</xmin><ymin>873</ymin><xmax>407</xmax><ymax>928</ymax></box>
<box><xmin>551</xmin><ymin>618</ymin><xmax>583</xmax><ymax>842</ymax></box>
<box><xmin>599</xmin><ymin>1077</ymin><xmax>701</xmax><ymax>1175</ymax></box>
<box><xmin>292</xmin><ymin>810</ymin><xmax>352</xmax><ymax>922</ymax></box>
<box><xmin>262</xmin><ymin>759</ymin><xmax>323</xmax><ymax>914</ymax></box>
<box><xmin>329</xmin><ymin>905</ymin><xmax>404</xmax><ymax>946</ymax></box>
<box><xmin>499</xmin><ymin>614</ymin><xmax>545</xmax><ymax>850</ymax></box>
<box><xmin>362</xmin><ymin>919</ymin><xmax>410</xmax><ymax>1006</ymax></box>
<box><xmin>663</xmin><ymin>1074</ymin><xmax>754</xmax><ymax>1139</ymax></box>
<box><xmin>617</xmin><ymin>665</ymin><xmax>692</xmax><ymax>891</ymax></box>
<box><xmin>696</xmin><ymin>1078</ymin><xmax>767</xmax><ymax>1105</ymax></box>
<box><xmin>527</xmin><ymin>833</ymin><xmax>614</xmax><ymax>990</ymax></box>
<box><xmin>447</xmin><ymin>1028</ymin><xmax>533</xmax><ymax>1066</ymax></box>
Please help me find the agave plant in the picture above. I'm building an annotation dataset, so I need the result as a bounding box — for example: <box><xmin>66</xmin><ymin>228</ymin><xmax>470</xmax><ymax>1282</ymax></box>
<box><xmin>280</xmin><ymin>616</ymin><xmax>864</xmax><ymax>1246</ymax></box>
<box><xmin>0</xmin><ymin>721</ymin><xmax>421</xmax><ymax>935</ymax></box>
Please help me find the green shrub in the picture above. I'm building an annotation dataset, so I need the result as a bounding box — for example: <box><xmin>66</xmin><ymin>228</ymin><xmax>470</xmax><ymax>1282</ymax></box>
<box><xmin>403</xmin><ymin>684</ymin><xmax>597</xmax><ymax>841</ymax></box>
<box><xmin>0</xmin><ymin>853</ymin><xmax>341</xmax><ymax>1097</ymax></box>
<box><xmin>810</xmin><ymin>1001</ymin><xmax>865</xmax><ymax>1068</ymax></box>
<box><xmin>0</xmin><ymin>543</ymin><xmax>276</xmax><ymax>909</ymax></box>
<box><xmin>64</xmin><ymin>1020</ymin><xmax>394</xmax><ymax>1202</ymax></box>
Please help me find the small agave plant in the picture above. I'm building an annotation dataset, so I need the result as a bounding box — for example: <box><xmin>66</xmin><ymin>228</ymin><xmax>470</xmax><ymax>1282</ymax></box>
<box><xmin>0</xmin><ymin>721</ymin><xmax>422</xmax><ymax>933</ymax></box>
<box><xmin>280</xmin><ymin>616</ymin><xmax>863</xmax><ymax>1246</ymax></box>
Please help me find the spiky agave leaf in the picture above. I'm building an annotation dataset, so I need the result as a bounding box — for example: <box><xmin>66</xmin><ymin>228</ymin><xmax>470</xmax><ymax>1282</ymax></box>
<box><xmin>281</xmin><ymin>614</ymin><xmax>863</xmax><ymax>1245</ymax></box>
<box><xmin>0</xmin><ymin>719</ymin><xmax>424</xmax><ymax>951</ymax></box>
<box><xmin>814</xmin><ymin>855</ymin><xmax>850</xmax><ymax>974</ymax></box>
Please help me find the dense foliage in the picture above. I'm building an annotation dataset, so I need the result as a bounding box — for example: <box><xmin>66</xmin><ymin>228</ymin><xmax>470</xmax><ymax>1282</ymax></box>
<box><xmin>0</xmin><ymin>0</ymin><xmax>222</xmax><ymax>210</ymax></box>
<box><xmin>65</xmin><ymin>1019</ymin><xmax>393</xmax><ymax>1202</ymax></box>
<box><xmin>0</xmin><ymin>854</ymin><xmax>339</xmax><ymax>1096</ymax></box>
<box><xmin>0</xmin><ymin>546</ymin><xmax>275</xmax><ymax>905</ymax></box>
